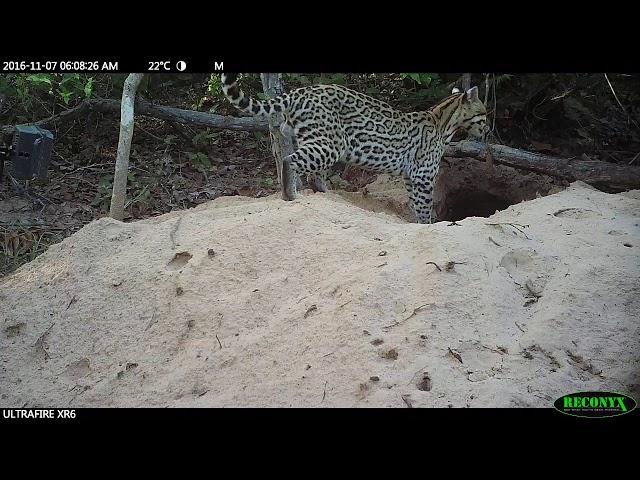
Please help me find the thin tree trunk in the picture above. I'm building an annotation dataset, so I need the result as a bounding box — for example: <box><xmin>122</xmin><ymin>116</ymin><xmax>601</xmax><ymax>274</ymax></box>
<box><xmin>484</xmin><ymin>74</ymin><xmax>491</xmax><ymax>105</ymax></box>
<box><xmin>461</xmin><ymin>73</ymin><xmax>471</xmax><ymax>91</ymax></box>
<box><xmin>260</xmin><ymin>73</ymin><xmax>297</xmax><ymax>196</ymax></box>
<box><xmin>109</xmin><ymin>73</ymin><xmax>144</xmax><ymax>221</ymax></box>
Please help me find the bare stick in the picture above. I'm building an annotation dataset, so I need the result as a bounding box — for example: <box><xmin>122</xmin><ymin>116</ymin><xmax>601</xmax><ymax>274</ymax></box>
<box><xmin>484</xmin><ymin>73</ymin><xmax>490</xmax><ymax>106</ymax></box>
<box><xmin>486</xmin><ymin>222</ymin><xmax>530</xmax><ymax>240</ymax></box>
<box><xmin>426</xmin><ymin>261</ymin><xmax>442</xmax><ymax>272</ymax></box>
<box><xmin>383</xmin><ymin>303</ymin><xmax>432</xmax><ymax>330</ymax></box>
<box><xmin>488</xmin><ymin>236</ymin><xmax>502</xmax><ymax>247</ymax></box>
<box><xmin>492</xmin><ymin>74</ymin><xmax>497</xmax><ymax>133</ymax></box>
<box><xmin>604</xmin><ymin>73</ymin><xmax>640</xmax><ymax>131</ymax></box>
<box><xmin>66</xmin><ymin>295</ymin><xmax>77</xmax><ymax>310</ymax></box>
<box><xmin>604</xmin><ymin>73</ymin><xmax>627</xmax><ymax>114</ymax></box>
<box><xmin>461</xmin><ymin>73</ymin><xmax>471</xmax><ymax>91</ymax></box>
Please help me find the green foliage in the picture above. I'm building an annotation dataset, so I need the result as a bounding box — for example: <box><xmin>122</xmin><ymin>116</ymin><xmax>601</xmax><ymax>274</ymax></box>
<box><xmin>25</xmin><ymin>74</ymin><xmax>52</xmax><ymax>88</ymax></box>
<box><xmin>83</xmin><ymin>77</ymin><xmax>94</xmax><ymax>97</ymax></box>
<box><xmin>91</xmin><ymin>176</ymin><xmax>113</xmax><ymax>209</ymax></box>
<box><xmin>284</xmin><ymin>73</ymin><xmax>347</xmax><ymax>86</ymax></box>
<box><xmin>191</xmin><ymin>131</ymin><xmax>216</xmax><ymax>150</ymax></box>
<box><xmin>188</xmin><ymin>152</ymin><xmax>213</xmax><ymax>172</ymax></box>
<box><xmin>0</xmin><ymin>73</ymin><xmax>95</xmax><ymax>109</ymax></box>
<box><xmin>0</xmin><ymin>75</ymin><xmax>32</xmax><ymax>107</ymax></box>
<box><xmin>252</xmin><ymin>131</ymin><xmax>269</xmax><ymax>149</ymax></box>
<box><xmin>163</xmin><ymin>134</ymin><xmax>178</xmax><ymax>146</ymax></box>
<box><xmin>58</xmin><ymin>73</ymin><xmax>84</xmax><ymax>104</ymax></box>
<box><xmin>317</xmin><ymin>73</ymin><xmax>347</xmax><ymax>85</ymax></box>
<box><xmin>207</xmin><ymin>74</ymin><xmax>222</xmax><ymax>95</ymax></box>
<box><xmin>260</xmin><ymin>176</ymin><xmax>275</xmax><ymax>187</ymax></box>
<box><xmin>125</xmin><ymin>185</ymin><xmax>151</xmax><ymax>209</ymax></box>
<box><xmin>195</xmin><ymin>74</ymin><xmax>225</xmax><ymax>109</ymax></box>
<box><xmin>110</xmin><ymin>74</ymin><xmax>127</xmax><ymax>91</ymax></box>
<box><xmin>399</xmin><ymin>73</ymin><xmax>450</xmax><ymax>102</ymax></box>
<box><xmin>494</xmin><ymin>74</ymin><xmax>514</xmax><ymax>86</ymax></box>
<box><xmin>196</xmin><ymin>72</ymin><xmax>457</xmax><ymax>110</ymax></box>
<box><xmin>400</xmin><ymin>73</ymin><xmax>440</xmax><ymax>87</ymax></box>
<box><xmin>284</xmin><ymin>73</ymin><xmax>312</xmax><ymax>86</ymax></box>
<box><xmin>90</xmin><ymin>172</ymin><xmax>153</xmax><ymax>211</ymax></box>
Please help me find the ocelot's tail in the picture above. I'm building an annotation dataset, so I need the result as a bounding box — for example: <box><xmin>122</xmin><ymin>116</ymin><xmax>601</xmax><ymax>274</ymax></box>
<box><xmin>221</xmin><ymin>73</ymin><xmax>289</xmax><ymax>116</ymax></box>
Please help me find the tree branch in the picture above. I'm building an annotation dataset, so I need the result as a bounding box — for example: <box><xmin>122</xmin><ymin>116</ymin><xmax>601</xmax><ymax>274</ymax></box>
<box><xmin>1</xmin><ymin>98</ymin><xmax>269</xmax><ymax>140</ymax></box>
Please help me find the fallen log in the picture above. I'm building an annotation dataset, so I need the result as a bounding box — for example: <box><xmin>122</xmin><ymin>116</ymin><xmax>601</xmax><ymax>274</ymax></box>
<box><xmin>446</xmin><ymin>141</ymin><xmax>640</xmax><ymax>192</ymax></box>
<box><xmin>0</xmin><ymin>98</ymin><xmax>269</xmax><ymax>138</ymax></box>
<box><xmin>130</xmin><ymin>99</ymin><xmax>269</xmax><ymax>132</ymax></box>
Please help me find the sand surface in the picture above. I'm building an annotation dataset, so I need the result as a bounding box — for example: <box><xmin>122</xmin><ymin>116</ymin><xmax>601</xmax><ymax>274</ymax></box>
<box><xmin>1</xmin><ymin>180</ymin><xmax>638</xmax><ymax>407</ymax></box>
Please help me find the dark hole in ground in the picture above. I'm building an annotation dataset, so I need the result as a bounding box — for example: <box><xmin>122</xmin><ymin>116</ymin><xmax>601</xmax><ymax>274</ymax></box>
<box><xmin>431</xmin><ymin>160</ymin><xmax>564</xmax><ymax>223</ymax></box>
<box><xmin>438</xmin><ymin>187</ymin><xmax>513</xmax><ymax>222</ymax></box>
<box><xmin>335</xmin><ymin>162</ymin><xmax>563</xmax><ymax>224</ymax></box>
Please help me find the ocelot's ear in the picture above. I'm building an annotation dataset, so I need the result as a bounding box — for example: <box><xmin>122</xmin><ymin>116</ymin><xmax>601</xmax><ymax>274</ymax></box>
<box><xmin>451</xmin><ymin>87</ymin><xmax>461</xmax><ymax>94</ymax></box>
<box><xmin>465</xmin><ymin>86</ymin><xmax>480</xmax><ymax>103</ymax></box>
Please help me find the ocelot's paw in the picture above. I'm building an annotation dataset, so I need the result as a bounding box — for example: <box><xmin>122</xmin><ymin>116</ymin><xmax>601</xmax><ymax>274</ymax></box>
<box><xmin>282</xmin><ymin>189</ymin><xmax>300</xmax><ymax>201</ymax></box>
<box><xmin>309</xmin><ymin>175</ymin><xmax>328</xmax><ymax>193</ymax></box>
<box><xmin>282</xmin><ymin>183</ymin><xmax>301</xmax><ymax>201</ymax></box>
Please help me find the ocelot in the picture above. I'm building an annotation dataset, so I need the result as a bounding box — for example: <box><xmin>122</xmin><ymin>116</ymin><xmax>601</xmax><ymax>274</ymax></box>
<box><xmin>221</xmin><ymin>74</ymin><xmax>488</xmax><ymax>224</ymax></box>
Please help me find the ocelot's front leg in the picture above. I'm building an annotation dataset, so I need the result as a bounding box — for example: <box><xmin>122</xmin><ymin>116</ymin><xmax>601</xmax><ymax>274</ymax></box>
<box><xmin>404</xmin><ymin>175</ymin><xmax>436</xmax><ymax>224</ymax></box>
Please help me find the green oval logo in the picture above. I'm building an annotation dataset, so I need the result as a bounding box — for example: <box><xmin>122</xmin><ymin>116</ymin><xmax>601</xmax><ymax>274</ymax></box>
<box><xmin>554</xmin><ymin>391</ymin><xmax>637</xmax><ymax>418</ymax></box>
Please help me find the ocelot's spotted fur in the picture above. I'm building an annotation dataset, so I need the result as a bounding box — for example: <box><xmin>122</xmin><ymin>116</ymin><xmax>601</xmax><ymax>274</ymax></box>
<box><xmin>221</xmin><ymin>73</ymin><xmax>488</xmax><ymax>224</ymax></box>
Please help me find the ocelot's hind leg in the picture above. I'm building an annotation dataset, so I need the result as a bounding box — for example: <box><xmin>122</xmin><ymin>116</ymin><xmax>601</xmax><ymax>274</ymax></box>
<box><xmin>282</xmin><ymin>142</ymin><xmax>338</xmax><ymax>201</ymax></box>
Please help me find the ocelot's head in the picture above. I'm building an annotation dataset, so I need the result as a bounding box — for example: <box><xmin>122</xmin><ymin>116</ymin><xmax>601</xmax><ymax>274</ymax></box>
<box><xmin>438</xmin><ymin>87</ymin><xmax>489</xmax><ymax>142</ymax></box>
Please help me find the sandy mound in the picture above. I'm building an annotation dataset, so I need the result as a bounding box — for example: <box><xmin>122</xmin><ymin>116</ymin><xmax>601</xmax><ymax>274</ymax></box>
<box><xmin>1</xmin><ymin>182</ymin><xmax>639</xmax><ymax>407</ymax></box>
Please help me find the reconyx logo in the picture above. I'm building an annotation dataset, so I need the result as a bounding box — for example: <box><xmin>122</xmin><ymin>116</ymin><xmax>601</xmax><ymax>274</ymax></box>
<box><xmin>554</xmin><ymin>391</ymin><xmax>636</xmax><ymax>418</ymax></box>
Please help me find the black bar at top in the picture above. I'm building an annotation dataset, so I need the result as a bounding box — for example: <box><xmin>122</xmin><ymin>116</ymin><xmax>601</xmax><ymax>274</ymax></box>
<box><xmin>0</xmin><ymin>54</ymin><xmax>638</xmax><ymax>74</ymax></box>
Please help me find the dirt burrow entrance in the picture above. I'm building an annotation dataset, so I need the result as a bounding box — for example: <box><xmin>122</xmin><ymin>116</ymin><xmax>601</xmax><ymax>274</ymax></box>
<box><xmin>337</xmin><ymin>157</ymin><xmax>567</xmax><ymax>223</ymax></box>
